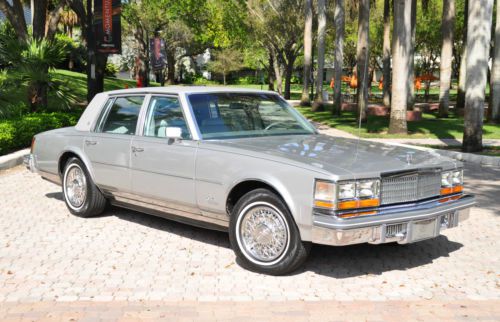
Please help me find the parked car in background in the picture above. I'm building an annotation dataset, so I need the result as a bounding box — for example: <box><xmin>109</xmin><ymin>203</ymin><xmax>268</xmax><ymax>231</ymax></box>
<box><xmin>24</xmin><ymin>87</ymin><xmax>475</xmax><ymax>275</ymax></box>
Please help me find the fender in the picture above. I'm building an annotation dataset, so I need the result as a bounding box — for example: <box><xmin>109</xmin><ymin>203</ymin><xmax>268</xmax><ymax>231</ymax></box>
<box><xmin>58</xmin><ymin>146</ymin><xmax>96</xmax><ymax>183</ymax></box>
<box><xmin>226</xmin><ymin>176</ymin><xmax>299</xmax><ymax>221</ymax></box>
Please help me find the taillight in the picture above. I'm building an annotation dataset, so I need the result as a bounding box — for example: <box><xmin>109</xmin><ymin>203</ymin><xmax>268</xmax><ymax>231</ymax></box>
<box><xmin>30</xmin><ymin>137</ymin><xmax>36</xmax><ymax>154</ymax></box>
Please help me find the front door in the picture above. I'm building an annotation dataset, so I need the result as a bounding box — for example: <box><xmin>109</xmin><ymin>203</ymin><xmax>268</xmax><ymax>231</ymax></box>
<box><xmin>84</xmin><ymin>95</ymin><xmax>145</xmax><ymax>194</ymax></box>
<box><xmin>130</xmin><ymin>95</ymin><xmax>198</xmax><ymax>213</ymax></box>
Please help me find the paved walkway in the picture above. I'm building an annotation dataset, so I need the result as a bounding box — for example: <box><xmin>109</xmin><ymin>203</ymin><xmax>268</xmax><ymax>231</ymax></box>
<box><xmin>0</xmin><ymin>162</ymin><xmax>499</xmax><ymax>319</ymax></box>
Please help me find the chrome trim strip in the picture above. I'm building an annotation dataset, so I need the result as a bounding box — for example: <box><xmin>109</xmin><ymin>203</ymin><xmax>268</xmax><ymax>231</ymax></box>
<box><xmin>111</xmin><ymin>194</ymin><xmax>229</xmax><ymax>228</ymax></box>
<box><xmin>39</xmin><ymin>170</ymin><xmax>61</xmax><ymax>185</ymax></box>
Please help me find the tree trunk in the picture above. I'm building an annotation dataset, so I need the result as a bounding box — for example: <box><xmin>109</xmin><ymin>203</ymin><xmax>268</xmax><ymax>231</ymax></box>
<box><xmin>271</xmin><ymin>48</ymin><xmax>284</xmax><ymax>96</ymax></box>
<box><xmin>489</xmin><ymin>0</ymin><xmax>500</xmax><ymax>123</ymax></box>
<box><xmin>46</xmin><ymin>2</ymin><xmax>65</xmax><ymax>41</ymax></box>
<box><xmin>334</xmin><ymin>0</ymin><xmax>345</xmax><ymax>115</ymax></box>
<box><xmin>438</xmin><ymin>0</ymin><xmax>456</xmax><ymax>118</ymax></box>
<box><xmin>407</xmin><ymin>0</ymin><xmax>417</xmax><ymax>109</ymax></box>
<box><xmin>284</xmin><ymin>58</ymin><xmax>294</xmax><ymax>99</ymax></box>
<box><xmin>300</xmin><ymin>0</ymin><xmax>313</xmax><ymax>106</ymax></box>
<box><xmin>0</xmin><ymin>0</ymin><xmax>28</xmax><ymax>41</ymax></box>
<box><xmin>389</xmin><ymin>0</ymin><xmax>411</xmax><ymax>134</ymax></box>
<box><xmin>456</xmin><ymin>0</ymin><xmax>468</xmax><ymax>109</ymax></box>
<box><xmin>382</xmin><ymin>0</ymin><xmax>391</xmax><ymax>108</ymax></box>
<box><xmin>166</xmin><ymin>50</ymin><xmax>176</xmax><ymax>85</ymax></box>
<box><xmin>268</xmin><ymin>53</ymin><xmax>275</xmax><ymax>91</ymax></box>
<box><xmin>462</xmin><ymin>0</ymin><xmax>493</xmax><ymax>152</ymax></box>
<box><xmin>356</xmin><ymin>0</ymin><xmax>370</xmax><ymax>122</ymax></box>
<box><xmin>32</xmin><ymin>0</ymin><xmax>48</xmax><ymax>40</ymax></box>
<box><xmin>312</xmin><ymin>0</ymin><xmax>327</xmax><ymax>111</ymax></box>
<box><xmin>28</xmin><ymin>82</ymin><xmax>48</xmax><ymax>112</ymax></box>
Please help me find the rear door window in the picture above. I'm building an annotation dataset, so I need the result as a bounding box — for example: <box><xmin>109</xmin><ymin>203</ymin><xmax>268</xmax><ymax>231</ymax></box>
<box><xmin>97</xmin><ymin>96</ymin><xmax>145</xmax><ymax>135</ymax></box>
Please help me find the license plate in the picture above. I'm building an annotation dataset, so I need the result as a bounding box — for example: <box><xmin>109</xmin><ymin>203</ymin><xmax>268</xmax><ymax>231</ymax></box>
<box><xmin>412</xmin><ymin>218</ymin><xmax>437</xmax><ymax>241</ymax></box>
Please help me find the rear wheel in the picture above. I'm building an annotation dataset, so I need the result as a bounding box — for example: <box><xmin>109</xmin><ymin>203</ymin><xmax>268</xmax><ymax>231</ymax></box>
<box><xmin>62</xmin><ymin>157</ymin><xmax>106</xmax><ymax>217</ymax></box>
<box><xmin>229</xmin><ymin>188</ymin><xmax>310</xmax><ymax>275</ymax></box>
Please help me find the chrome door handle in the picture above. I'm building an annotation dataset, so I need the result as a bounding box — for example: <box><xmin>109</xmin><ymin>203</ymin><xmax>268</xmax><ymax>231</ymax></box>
<box><xmin>85</xmin><ymin>140</ymin><xmax>97</xmax><ymax>146</ymax></box>
<box><xmin>131</xmin><ymin>146</ymin><xmax>144</xmax><ymax>153</ymax></box>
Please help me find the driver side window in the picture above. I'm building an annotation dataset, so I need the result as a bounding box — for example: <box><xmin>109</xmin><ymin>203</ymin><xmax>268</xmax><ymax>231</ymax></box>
<box><xmin>143</xmin><ymin>96</ymin><xmax>191</xmax><ymax>139</ymax></box>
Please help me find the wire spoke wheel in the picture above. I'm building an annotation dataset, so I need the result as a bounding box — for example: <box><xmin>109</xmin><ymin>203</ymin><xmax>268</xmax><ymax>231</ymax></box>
<box><xmin>237</xmin><ymin>203</ymin><xmax>290</xmax><ymax>265</ymax></box>
<box><xmin>64</xmin><ymin>164</ymin><xmax>87</xmax><ymax>209</ymax></box>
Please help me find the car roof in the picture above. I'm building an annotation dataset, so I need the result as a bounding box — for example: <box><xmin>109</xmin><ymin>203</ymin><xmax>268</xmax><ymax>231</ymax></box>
<box><xmin>106</xmin><ymin>86</ymin><xmax>278</xmax><ymax>96</ymax></box>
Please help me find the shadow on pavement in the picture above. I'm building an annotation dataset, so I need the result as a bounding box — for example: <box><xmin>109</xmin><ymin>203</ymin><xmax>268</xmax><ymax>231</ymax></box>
<box><xmin>110</xmin><ymin>206</ymin><xmax>231</xmax><ymax>249</ymax></box>
<box><xmin>45</xmin><ymin>192</ymin><xmax>63</xmax><ymax>201</ymax></box>
<box><xmin>298</xmin><ymin>237</ymin><xmax>463</xmax><ymax>278</ymax></box>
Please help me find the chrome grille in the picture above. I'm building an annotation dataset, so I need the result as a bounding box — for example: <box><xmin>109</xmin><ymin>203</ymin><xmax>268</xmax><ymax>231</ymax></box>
<box><xmin>381</xmin><ymin>170</ymin><xmax>441</xmax><ymax>205</ymax></box>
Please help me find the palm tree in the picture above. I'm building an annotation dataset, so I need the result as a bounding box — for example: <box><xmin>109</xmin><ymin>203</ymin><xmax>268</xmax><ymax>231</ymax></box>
<box><xmin>300</xmin><ymin>0</ymin><xmax>313</xmax><ymax>106</ymax></box>
<box><xmin>438</xmin><ymin>0</ymin><xmax>456</xmax><ymax>118</ymax></box>
<box><xmin>462</xmin><ymin>0</ymin><xmax>494</xmax><ymax>152</ymax></box>
<box><xmin>356</xmin><ymin>0</ymin><xmax>370</xmax><ymax>122</ymax></box>
<box><xmin>456</xmin><ymin>0</ymin><xmax>468</xmax><ymax>110</ymax></box>
<box><xmin>407</xmin><ymin>0</ymin><xmax>417</xmax><ymax>109</ymax></box>
<box><xmin>312</xmin><ymin>0</ymin><xmax>327</xmax><ymax>111</ymax></box>
<box><xmin>334</xmin><ymin>0</ymin><xmax>345</xmax><ymax>115</ymax></box>
<box><xmin>489</xmin><ymin>0</ymin><xmax>500</xmax><ymax>123</ymax></box>
<box><xmin>388</xmin><ymin>0</ymin><xmax>411</xmax><ymax>134</ymax></box>
<box><xmin>0</xmin><ymin>37</ymin><xmax>67</xmax><ymax>112</ymax></box>
<box><xmin>382</xmin><ymin>0</ymin><xmax>391</xmax><ymax>108</ymax></box>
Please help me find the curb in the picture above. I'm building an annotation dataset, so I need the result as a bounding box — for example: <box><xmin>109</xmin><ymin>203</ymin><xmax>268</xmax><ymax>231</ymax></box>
<box><xmin>385</xmin><ymin>142</ymin><xmax>500</xmax><ymax>167</ymax></box>
<box><xmin>0</xmin><ymin>149</ymin><xmax>30</xmax><ymax>171</ymax></box>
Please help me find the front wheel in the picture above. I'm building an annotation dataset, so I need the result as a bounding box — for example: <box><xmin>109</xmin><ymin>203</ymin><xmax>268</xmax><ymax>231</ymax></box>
<box><xmin>229</xmin><ymin>188</ymin><xmax>310</xmax><ymax>275</ymax></box>
<box><xmin>62</xmin><ymin>157</ymin><xmax>106</xmax><ymax>218</ymax></box>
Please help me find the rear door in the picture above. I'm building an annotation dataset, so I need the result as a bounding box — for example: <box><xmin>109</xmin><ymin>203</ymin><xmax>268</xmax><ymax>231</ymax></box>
<box><xmin>84</xmin><ymin>95</ymin><xmax>145</xmax><ymax>194</ymax></box>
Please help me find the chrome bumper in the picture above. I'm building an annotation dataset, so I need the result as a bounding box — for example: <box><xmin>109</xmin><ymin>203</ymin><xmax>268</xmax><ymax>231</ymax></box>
<box><xmin>312</xmin><ymin>194</ymin><xmax>475</xmax><ymax>246</ymax></box>
<box><xmin>23</xmin><ymin>153</ymin><xmax>37</xmax><ymax>173</ymax></box>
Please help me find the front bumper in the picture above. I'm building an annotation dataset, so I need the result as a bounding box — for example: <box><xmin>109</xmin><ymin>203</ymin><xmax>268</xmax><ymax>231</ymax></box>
<box><xmin>311</xmin><ymin>194</ymin><xmax>475</xmax><ymax>246</ymax></box>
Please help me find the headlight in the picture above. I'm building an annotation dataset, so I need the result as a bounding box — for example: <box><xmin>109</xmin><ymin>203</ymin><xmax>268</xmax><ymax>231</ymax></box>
<box><xmin>441</xmin><ymin>169</ymin><xmax>463</xmax><ymax>195</ymax></box>
<box><xmin>338</xmin><ymin>182</ymin><xmax>355</xmax><ymax>199</ymax></box>
<box><xmin>314</xmin><ymin>178</ymin><xmax>380</xmax><ymax>210</ymax></box>
<box><xmin>314</xmin><ymin>180</ymin><xmax>335</xmax><ymax>208</ymax></box>
<box><xmin>451</xmin><ymin>170</ymin><xmax>463</xmax><ymax>185</ymax></box>
<box><xmin>441</xmin><ymin>171</ymin><xmax>452</xmax><ymax>187</ymax></box>
<box><xmin>357</xmin><ymin>180</ymin><xmax>379</xmax><ymax>199</ymax></box>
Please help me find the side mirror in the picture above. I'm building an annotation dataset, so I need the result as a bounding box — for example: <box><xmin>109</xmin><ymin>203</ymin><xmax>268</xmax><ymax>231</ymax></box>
<box><xmin>162</xmin><ymin>127</ymin><xmax>182</xmax><ymax>140</ymax></box>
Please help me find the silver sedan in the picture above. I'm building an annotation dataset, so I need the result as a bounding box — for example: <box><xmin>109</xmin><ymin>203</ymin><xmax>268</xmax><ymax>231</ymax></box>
<box><xmin>24</xmin><ymin>87</ymin><xmax>475</xmax><ymax>275</ymax></box>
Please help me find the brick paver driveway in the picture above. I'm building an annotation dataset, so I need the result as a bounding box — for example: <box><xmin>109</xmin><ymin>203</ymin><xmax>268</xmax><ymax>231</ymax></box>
<box><xmin>1</xmin><ymin>162</ymin><xmax>499</xmax><ymax>320</ymax></box>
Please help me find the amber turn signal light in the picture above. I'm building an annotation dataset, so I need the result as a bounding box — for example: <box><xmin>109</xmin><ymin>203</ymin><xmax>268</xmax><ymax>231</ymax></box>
<box><xmin>337</xmin><ymin>198</ymin><xmax>380</xmax><ymax>210</ymax></box>
<box><xmin>440</xmin><ymin>185</ymin><xmax>463</xmax><ymax>195</ymax></box>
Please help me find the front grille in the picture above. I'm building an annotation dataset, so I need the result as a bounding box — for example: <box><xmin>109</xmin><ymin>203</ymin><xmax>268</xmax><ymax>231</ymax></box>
<box><xmin>381</xmin><ymin>170</ymin><xmax>441</xmax><ymax>205</ymax></box>
<box><xmin>386</xmin><ymin>223</ymin><xmax>406</xmax><ymax>238</ymax></box>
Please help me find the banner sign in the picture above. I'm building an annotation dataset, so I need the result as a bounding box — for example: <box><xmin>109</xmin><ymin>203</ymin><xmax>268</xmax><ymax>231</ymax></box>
<box><xmin>94</xmin><ymin>0</ymin><xmax>122</xmax><ymax>54</ymax></box>
<box><xmin>150</xmin><ymin>37</ymin><xmax>165</xmax><ymax>70</ymax></box>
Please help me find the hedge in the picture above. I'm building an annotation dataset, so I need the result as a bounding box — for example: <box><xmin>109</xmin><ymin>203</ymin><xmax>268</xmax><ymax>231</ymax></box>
<box><xmin>0</xmin><ymin>112</ymin><xmax>80</xmax><ymax>156</ymax></box>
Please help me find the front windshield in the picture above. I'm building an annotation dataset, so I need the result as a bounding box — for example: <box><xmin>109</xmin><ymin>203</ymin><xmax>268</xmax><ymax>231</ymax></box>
<box><xmin>188</xmin><ymin>92</ymin><xmax>316</xmax><ymax>139</ymax></box>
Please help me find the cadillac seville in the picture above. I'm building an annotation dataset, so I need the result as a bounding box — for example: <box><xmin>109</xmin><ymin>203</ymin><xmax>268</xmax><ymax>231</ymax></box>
<box><xmin>24</xmin><ymin>87</ymin><xmax>475</xmax><ymax>275</ymax></box>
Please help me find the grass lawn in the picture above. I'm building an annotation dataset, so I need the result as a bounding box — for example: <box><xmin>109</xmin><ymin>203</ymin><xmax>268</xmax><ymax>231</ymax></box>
<box><xmin>295</xmin><ymin>105</ymin><xmax>500</xmax><ymax>140</ymax></box>
<box><xmin>421</xmin><ymin>145</ymin><xmax>500</xmax><ymax>157</ymax></box>
<box><xmin>8</xmin><ymin>69</ymin><xmax>497</xmax><ymax>141</ymax></box>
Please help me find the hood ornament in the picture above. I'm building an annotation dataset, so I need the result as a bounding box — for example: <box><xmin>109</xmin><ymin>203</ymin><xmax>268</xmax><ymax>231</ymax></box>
<box><xmin>406</xmin><ymin>151</ymin><xmax>415</xmax><ymax>165</ymax></box>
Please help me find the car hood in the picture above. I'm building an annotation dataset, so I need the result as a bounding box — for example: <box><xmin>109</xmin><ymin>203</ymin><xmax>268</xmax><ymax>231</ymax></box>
<box><xmin>204</xmin><ymin>134</ymin><xmax>458</xmax><ymax>179</ymax></box>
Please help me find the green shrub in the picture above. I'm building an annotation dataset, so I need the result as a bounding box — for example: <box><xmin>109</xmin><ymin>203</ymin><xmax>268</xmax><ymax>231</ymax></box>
<box><xmin>105</xmin><ymin>63</ymin><xmax>119</xmax><ymax>77</ymax></box>
<box><xmin>193</xmin><ymin>76</ymin><xmax>219</xmax><ymax>86</ymax></box>
<box><xmin>236</xmin><ymin>76</ymin><xmax>260</xmax><ymax>85</ymax></box>
<box><xmin>0</xmin><ymin>112</ymin><xmax>80</xmax><ymax>155</ymax></box>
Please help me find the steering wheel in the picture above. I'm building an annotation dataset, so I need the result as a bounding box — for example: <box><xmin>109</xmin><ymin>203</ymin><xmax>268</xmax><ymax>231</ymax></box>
<box><xmin>264</xmin><ymin>121</ymin><xmax>289</xmax><ymax>131</ymax></box>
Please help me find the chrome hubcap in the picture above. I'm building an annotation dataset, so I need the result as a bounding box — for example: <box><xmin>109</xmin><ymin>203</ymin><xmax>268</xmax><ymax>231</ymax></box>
<box><xmin>65</xmin><ymin>165</ymin><xmax>87</xmax><ymax>208</ymax></box>
<box><xmin>239</xmin><ymin>205</ymin><xmax>288</xmax><ymax>263</ymax></box>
